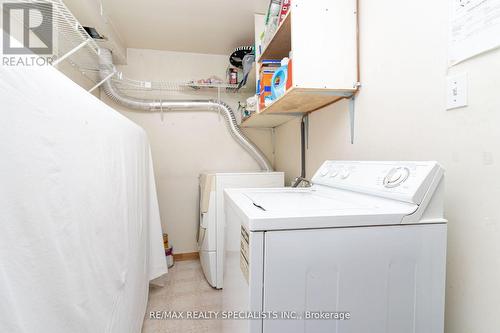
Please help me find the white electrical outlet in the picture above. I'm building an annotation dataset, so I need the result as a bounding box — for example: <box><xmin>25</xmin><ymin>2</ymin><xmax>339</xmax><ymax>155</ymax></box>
<box><xmin>446</xmin><ymin>73</ymin><xmax>467</xmax><ymax>110</ymax></box>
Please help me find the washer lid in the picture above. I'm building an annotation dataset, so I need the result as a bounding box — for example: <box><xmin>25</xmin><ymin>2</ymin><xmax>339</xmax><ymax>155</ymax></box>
<box><xmin>225</xmin><ymin>187</ymin><xmax>418</xmax><ymax>231</ymax></box>
<box><xmin>244</xmin><ymin>191</ymin><xmax>373</xmax><ymax>212</ymax></box>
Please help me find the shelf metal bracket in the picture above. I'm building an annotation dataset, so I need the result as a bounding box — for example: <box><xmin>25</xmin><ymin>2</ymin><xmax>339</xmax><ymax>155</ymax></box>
<box><xmin>304</xmin><ymin>113</ymin><xmax>309</xmax><ymax>149</ymax></box>
<box><xmin>307</xmin><ymin>90</ymin><xmax>353</xmax><ymax>97</ymax></box>
<box><xmin>52</xmin><ymin>38</ymin><xmax>92</xmax><ymax>67</ymax></box>
<box><xmin>88</xmin><ymin>70</ymin><xmax>116</xmax><ymax>93</ymax></box>
<box><xmin>349</xmin><ymin>95</ymin><xmax>355</xmax><ymax>144</ymax></box>
<box><xmin>271</xmin><ymin>127</ymin><xmax>276</xmax><ymax>156</ymax></box>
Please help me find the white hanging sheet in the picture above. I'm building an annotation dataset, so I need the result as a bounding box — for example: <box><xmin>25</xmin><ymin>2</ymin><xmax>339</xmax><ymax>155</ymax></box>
<box><xmin>0</xmin><ymin>63</ymin><xmax>167</xmax><ymax>333</ymax></box>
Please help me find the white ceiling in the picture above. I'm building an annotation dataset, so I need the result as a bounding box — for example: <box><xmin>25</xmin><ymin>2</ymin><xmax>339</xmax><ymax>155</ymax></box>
<box><xmin>69</xmin><ymin>0</ymin><xmax>270</xmax><ymax>55</ymax></box>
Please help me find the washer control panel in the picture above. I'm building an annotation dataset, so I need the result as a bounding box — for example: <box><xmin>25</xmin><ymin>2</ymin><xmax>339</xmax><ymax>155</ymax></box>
<box><xmin>312</xmin><ymin>161</ymin><xmax>442</xmax><ymax>204</ymax></box>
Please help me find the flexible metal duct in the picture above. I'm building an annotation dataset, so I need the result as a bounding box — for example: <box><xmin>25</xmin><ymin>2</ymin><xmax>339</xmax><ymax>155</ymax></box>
<box><xmin>98</xmin><ymin>48</ymin><xmax>273</xmax><ymax>171</ymax></box>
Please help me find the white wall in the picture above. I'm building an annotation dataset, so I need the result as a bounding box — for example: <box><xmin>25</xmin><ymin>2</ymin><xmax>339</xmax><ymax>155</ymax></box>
<box><xmin>274</xmin><ymin>1</ymin><xmax>500</xmax><ymax>331</ymax></box>
<box><xmin>101</xmin><ymin>48</ymin><xmax>273</xmax><ymax>254</ymax></box>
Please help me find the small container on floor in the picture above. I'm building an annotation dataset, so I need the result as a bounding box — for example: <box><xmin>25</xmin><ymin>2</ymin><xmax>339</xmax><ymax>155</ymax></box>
<box><xmin>165</xmin><ymin>247</ymin><xmax>174</xmax><ymax>268</ymax></box>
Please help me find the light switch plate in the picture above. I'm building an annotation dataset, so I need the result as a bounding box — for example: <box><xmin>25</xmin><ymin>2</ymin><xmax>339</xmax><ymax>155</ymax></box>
<box><xmin>446</xmin><ymin>73</ymin><xmax>467</xmax><ymax>110</ymax></box>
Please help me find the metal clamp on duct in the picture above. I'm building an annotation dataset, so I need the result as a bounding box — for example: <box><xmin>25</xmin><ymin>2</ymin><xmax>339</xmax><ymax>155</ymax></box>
<box><xmin>98</xmin><ymin>48</ymin><xmax>273</xmax><ymax>172</ymax></box>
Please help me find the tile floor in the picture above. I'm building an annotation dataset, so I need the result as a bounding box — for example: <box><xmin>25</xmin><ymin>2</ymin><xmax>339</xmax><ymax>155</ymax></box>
<box><xmin>142</xmin><ymin>260</ymin><xmax>223</xmax><ymax>333</ymax></box>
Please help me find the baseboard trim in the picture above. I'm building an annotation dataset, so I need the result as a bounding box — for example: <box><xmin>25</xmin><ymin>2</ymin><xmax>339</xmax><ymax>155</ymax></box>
<box><xmin>173</xmin><ymin>252</ymin><xmax>199</xmax><ymax>261</ymax></box>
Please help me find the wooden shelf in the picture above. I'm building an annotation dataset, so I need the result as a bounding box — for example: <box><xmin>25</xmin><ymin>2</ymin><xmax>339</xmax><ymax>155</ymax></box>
<box><xmin>261</xmin><ymin>87</ymin><xmax>355</xmax><ymax>114</ymax></box>
<box><xmin>240</xmin><ymin>112</ymin><xmax>295</xmax><ymax>128</ymax></box>
<box><xmin>248</xmin><ymin>0</ymin><xmax>358</xmax><ymax>128</ymax></box>
<box><xmin>241</xmin><ymin>87</ymin><xmax>354</xmax><ymax>128</ymax></box>
<box><xmin>258</xmin><ymin>11</ymin><xmax>291</xmax><ymax>62</ymax></box>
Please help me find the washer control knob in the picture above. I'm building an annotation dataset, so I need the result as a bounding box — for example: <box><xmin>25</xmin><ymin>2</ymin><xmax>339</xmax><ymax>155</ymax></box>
<box><xmin>319</xmin><ymin>167</ymin><xmax>329</xmax><ymax>177</ymax></box>
<box><xmin>383</xmin><ymin>167</ymin><xmax>410</xmax><ymax>188</ymax></box>
<box><xmin>329</xmin><ymin>169</ymin><xmax>339</xmax><ymax>178</ymax></box>
<box><xmin>340</xmin><ymin>169</ymin><xmax>350</xmax><ymax>179</ymax></box>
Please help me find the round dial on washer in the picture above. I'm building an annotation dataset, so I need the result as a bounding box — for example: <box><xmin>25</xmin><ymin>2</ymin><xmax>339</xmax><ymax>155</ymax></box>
<box><xmin>329</xmin><ymin>169</ymin><xmax>339</xmax><ymax>178</ymax></box>
<box><xmin>340</xmin><ymin>168</ymin><xmax>350</xmax><ymax>179</ymax></box>
<box><xmin>383</xmin><ymin>167</ymin><xmax>410</xmax><ymax>188</ymax></box>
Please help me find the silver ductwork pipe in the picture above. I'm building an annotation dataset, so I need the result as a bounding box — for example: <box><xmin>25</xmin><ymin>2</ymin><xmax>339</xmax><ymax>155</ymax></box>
<box><xmin>98</xmin><ymin>48</ymin><xmax>273</xmax><ymax>171</ymax></box>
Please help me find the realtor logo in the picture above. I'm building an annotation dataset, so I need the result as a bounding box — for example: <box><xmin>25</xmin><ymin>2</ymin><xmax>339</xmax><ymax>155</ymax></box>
<box><xmin>2</xmin><ymin>2</ymin><xmax>53</xmax><ymax>55</ymax></box>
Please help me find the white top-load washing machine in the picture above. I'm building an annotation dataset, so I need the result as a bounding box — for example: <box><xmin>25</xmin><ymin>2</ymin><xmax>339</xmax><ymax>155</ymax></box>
<box><xmin>223</xmin><ymin>161</ymin><xmax>447</xmax><ymax>333</ymax></box>
<box><xmin>198</xmin><ymin>172</ymin><xmax>284</xmax><ymax>289</ymax></box>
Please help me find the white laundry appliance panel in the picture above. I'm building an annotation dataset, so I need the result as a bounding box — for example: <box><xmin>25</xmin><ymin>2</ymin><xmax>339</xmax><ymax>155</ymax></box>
<box><xmin>222</xmin><ymin>161</ymin><xmax>447</xmax><ymax>333</ymax></box>
<box><xmin>311</xmin><ymin>160</ymin><xmax>443</xmax><ymax>205</ymax></box>
<box><xmin>198</xmin><ymin>172</ymin><xmax>284</xmax><ymax>289</ymax></box>
<box><xmin>222</xmin><ymin>204</ymin><xmax>266</xmax><ymax>333</ymax></box>
<box><xmin>263</xmin><ymin>224</ymin><xmax>447</xmax><ymax>333</ymax></box>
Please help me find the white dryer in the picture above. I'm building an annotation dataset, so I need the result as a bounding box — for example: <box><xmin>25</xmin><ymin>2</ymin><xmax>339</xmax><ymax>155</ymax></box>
<box><xmin>223</xmin><ymin>161</ymin><xmax>447</xmax><ymax>333</ymax></box>
<box><xmin>198</xmin><ymin>172</ymin><xmax>284</xmax><ymax>289</ymax></box>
